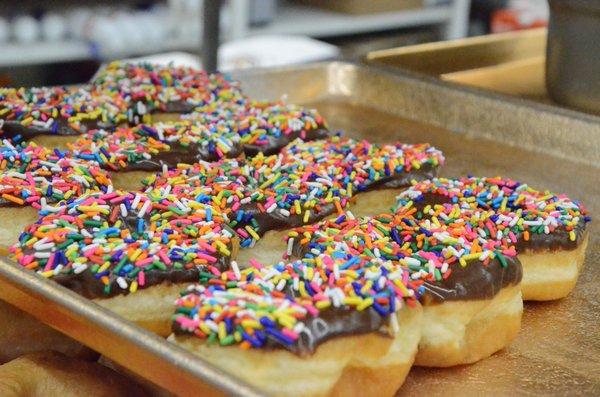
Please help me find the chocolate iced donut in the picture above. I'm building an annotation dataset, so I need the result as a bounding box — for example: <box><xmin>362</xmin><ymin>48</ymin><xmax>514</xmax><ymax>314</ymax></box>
<box><xmin>142</xmin><ymin>137</ymin><xmax>444</xmax><ymax>265</ymax></box>
<box><xmin>1</xmin><ymin>62</ymin><xmax>245</xmax><ymax>145</ymax></box>
<box><xmin>0</xmin><ymin>139</ymin><xmax>112</xmax><ymax>247</ymax></box>
<box><xmin>68</xmin><ymin>120</ymin><xmax>244</xmax><ymax>190</ymax></box>
<box><xmin>288</xmin><ymin>211</ymin><xmax>523</xmax><ymax>368</ymax></box>
<box><xmin>0</xmin><ymin>85</ymin><xmax>119</xmax><ymax>139</ymax></box>
<box><xmin>170</xmin><ymin>231</ymin><xmax>423</xmax><ymax>397</ymax></box>
<box><xmin>396</xmin><ymin>177</ymin><xmax>591</xmax><ymax>300</ymax></box>
<box><xmin>185</xmin><ymin>100</ymin><xmax>330</xmax><ymax>156</ymax></box>
<box><xmin>9</xmin><ymin>190</ymin><xmax>238</xmax><ymax>335</ymax></box>
<box><xmin>91</xmin><ymin>61</ymin><xmax>245</xmax><ymax>117</ymax></box>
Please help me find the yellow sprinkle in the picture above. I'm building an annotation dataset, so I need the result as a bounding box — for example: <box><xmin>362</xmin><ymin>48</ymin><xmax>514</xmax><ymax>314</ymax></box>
<box><xmin>218</xmin><ymin>322</ymin><xmax>226</xmax><ymax>340</ymax></box>
<box><xmin>315</xmin><ymin>300</ymin><xmax>331</xmax><ymax>310</ymax></box>
<box><xmin>303</xmin><ymin>210</ymin><xmax>310</xmax><ymax>223</ymax></box>
<box><xmin>245</xmin><ymin>226</ymin><xmax>260</xmax><ymax>241</ymax></box>
<box><xmin>462</xmin><ymin>253</ymin><xmax>481</xmax><ymax>261</ymax></box>
<box><xmin>78</xmin><ymin>205</ymin><xmax>110</xmax><ymax>215</ymax></box>
<box><xmin>343</xmin><ymin>297</ymin><xmax>362</xmax><ymax>306</ymax></box>
<box><xmin>357</xmin><ymin>297</ymin><xmax>374</xmax><ymax>311</ymax></box>
<box><xmin>200</xmin><ymin>323</ymin><xmax>211</xmax><ymax>335</ymax></box>
<box><xmin>98</xmin><ymin>261</ymin><xmax>111</xmax><ymax>273</ymax></box>
<box><xmin>129</xmin><ymin>248</ymin><xmax>142</xmax><ymax>261</ymax></box>
<box><xmin>241</xmin><ymin>320</ymin><xmax>260</xmax><ymax>329</ymax></box>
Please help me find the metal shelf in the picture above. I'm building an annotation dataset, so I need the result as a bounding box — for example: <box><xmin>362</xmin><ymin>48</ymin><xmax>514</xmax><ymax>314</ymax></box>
<box><xmin>229</xmin><ymin>1</ymin><xmax>471</xmax><ymax>41</ymax></box>
<box><xmin>248</xmin><ymin>4</ymin><xmax>455</xmax><ymax>38</ymax></box>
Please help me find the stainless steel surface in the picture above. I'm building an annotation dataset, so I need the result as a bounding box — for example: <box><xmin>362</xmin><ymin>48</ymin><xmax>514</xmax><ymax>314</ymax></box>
<box><xmin>0</xmin><ymin>62</ymin><xmax>598</xmax><ymax>395</ymax></box>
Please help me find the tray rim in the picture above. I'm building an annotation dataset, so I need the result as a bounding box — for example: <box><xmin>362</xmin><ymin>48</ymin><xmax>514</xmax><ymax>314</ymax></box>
<box><xmin>235</xmin><ymin>60</ymin><xmax>600</xmax><ymax>126</ymax></box>
<box><xmin>235</xmin><ymin>61</ymin><xmax>600</xmax><ymax>167</ymax></box>
<box><xmin>0</xmin><ymin>255</ymin><xmax>262</xmax><ymax>396</ymax></box>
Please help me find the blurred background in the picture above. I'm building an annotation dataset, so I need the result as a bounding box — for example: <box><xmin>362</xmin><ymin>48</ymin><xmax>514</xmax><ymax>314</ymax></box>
<box><xmin>0</xmin><ymin>0</ymin><xmax>549</xmax><ymax>87</ymax></box>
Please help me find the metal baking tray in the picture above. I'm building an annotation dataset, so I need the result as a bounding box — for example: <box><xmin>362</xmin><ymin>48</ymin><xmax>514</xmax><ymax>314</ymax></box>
<box><xmin>1</xmin><ymin>62</ymin><xmax>598</xmax><ymax>395</ymax></box>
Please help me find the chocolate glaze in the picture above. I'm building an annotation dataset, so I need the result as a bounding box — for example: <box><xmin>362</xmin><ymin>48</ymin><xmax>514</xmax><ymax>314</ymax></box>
<box><xmin>53</xmin><ymin>266</ymin><xmax>204</xmax><ymax>300</ymax></box>
<box><xmin>172</xmin><ymin>296</ymin><xmax>387</xmax><ymax>356</ymax></box>
<box><xmin>115</xmin><ymin>141</ymin><xmax>245</xmax><ymax>172</ymax></box>
<box><xmin>0</xmin><ymin>99</ymin><xmax>196</xmax><ymax>140</ymax></box>
<box><xmin>161</xmin><ymin>100</ymin><xmax>197</xmax><ymax>114</ymax></box>
<box><xmin>420</xmin><ymin>256</ymin><xmax>522</xmax><ymax>305</ymax></box>
<box><xmin>243</xmin><ymin>127</ymin><xmax>330</xmax><ymax>156</ymax></box>
<box><xmin>275</xmin><ymin>306</ymin><xmax>386</xmax><ymax>356</ymax></box>
<box><xmin>515</xmin><ymin>219</ymin><xmax>587</xmax><ymax>253</ymax></box>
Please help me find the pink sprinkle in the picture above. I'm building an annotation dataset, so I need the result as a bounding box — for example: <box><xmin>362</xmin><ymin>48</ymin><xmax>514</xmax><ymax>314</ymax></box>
<box><xmin>109</xmin><ymin>195</ymin><xmax>127</xmax><ymax>204</ymax></box>
<box><xmin>138</xmin><ymin>271</ymin><xmax>145</xmax><ymax>287</ymax></box>
<box><xmin>281</xmin><ymin>328</ymin><xmax>299</xmax><ymax>340</ymax></box>
<box><xmin>135</xmin><ymin>257</ymin><xmax>153</xmax><ymax>267</ymax></box>
<box><xmin>208</xmin><ymin>265</ymin><xmax>221</xmax><ymax>275</ymax></box>
<box><xmin>22</xmin><ymin>254</ymin><xmax>34</xmax><ymax>266</ymax></box>
<box><xmin>158</xmin><ymin>250</ymin><xmax>172</xmax><ymax>265</ymax></box>
<box><xmin>303</xmin><ymin>303</ymin><xmax>318</xmax><ymax>317</ymax></box>
<box><xmin>43</xmin><ymin>253</ymin><xmax>56</xmax><ymax>271</ymax></box>
<box><xmin>309</xmin><ymin>281</ymin><xmax>322</xmax><ymax>293</ymax></box>
<box><xmin>249</xmin><ymin>259</ymin><xmax>263</xmax><ymax>269</ymax></box>
<box><xmin>196</xmin><ymin>252</ymin><xmax>217</xmax><ymax>263</ymax></box>
<box><xmin>198</xmin><ymin>241</ymin><xmax>216</xmax><ymax>253</ymax></box>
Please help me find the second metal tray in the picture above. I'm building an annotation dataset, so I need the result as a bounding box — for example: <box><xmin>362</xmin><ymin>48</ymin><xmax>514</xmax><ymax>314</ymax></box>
<box><xmin>0</xmin><ymin>62</ymin><xmax>598</xmax><ymax>395</ymax></box>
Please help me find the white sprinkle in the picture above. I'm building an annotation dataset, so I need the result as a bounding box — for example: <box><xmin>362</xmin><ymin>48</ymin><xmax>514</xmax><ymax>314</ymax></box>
<box><xmin>131</xmin><ymin>194</ymin><xmax>142</xmax><ymax>209</ymax></box>
<box><xmin>276</xmin><ymin>279</ymin><xmax>287</xmax><ymax>291</ymax></box>
<box><xmin>117</xmin><ymin>277</ymin><xmax>128</xmax><ymax>289</ymax></box>
<box><xmin>231</xmin><ymin>261</ymin><xmax>241</xmax><ymax>280</ymax></box>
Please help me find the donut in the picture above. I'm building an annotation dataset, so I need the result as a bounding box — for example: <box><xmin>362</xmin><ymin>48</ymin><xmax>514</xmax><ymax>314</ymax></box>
<box><xmin>8</xmin><ymin>190</ymin><xmax>238</xmax><ymax>336</ymax></box>
<box><xmin>67</xmin><ymin>101</ymin><xmax>328</xmax><ymax>192</ymax></box>
<box><xmin>0</xmin><ymin>140</ymin><xmax>112</xmax><ymax>247</ymax></box>
<box><xmin>287</xmin><ymin>211</ymin><xmax>523</xmax><ymax>368</ymax></box>
<box><xmin>0</xmin><ymin>351</ymin><xmax>147</xmax><ymax>397</ymax></box>
<box><xmin>184</xmin><ymin>100</ymin><xmax>330</xmax><ymax>156</ymax></box>
<box><xmin>67</xmin><ymin>121</ymin><xmax>243</xmax><ymax>190</ymax></box>
<box><xmin>90</xmin><ymin>61</ymin><xmax>245</xmax><ymax>116</ymax></box>
<box><xmin>0</xmin><ymin>300</ymin><xmax>95</xmax><ymax>364</ymax></box>
<box><xmin>169</xmin><ymin>231</ymin><xmax>423</xmax><ymax>397</ymax></box>
<box><xmin>0</xmin><ymin>61</ymin><xmax>244</xmax><ymax>146</ymax></box>
<box><xmin>0</xmin><ymin>85</ymin><xmax>121</xmax><ymax>139</ymax></box>
<box><xmin>142</xmin><ymin>136</ymin><xmax>444</xmax><ymax>264</ymax></box>
<box><xmin>395</xmin><ymin>177</ymin><xmax>591</xmax><ymax>301</ymax></box>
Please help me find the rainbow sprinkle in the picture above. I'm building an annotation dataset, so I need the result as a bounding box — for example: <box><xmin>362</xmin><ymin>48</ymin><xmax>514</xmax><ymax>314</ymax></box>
<box><xmin>0</xmin><ymin>139</ymin><xmax>112</xmax><ymax>209</ymax></box>
<box><xmin>143</xmin><ymin>136</ymin><xmax>444</xmax><ymax>247</ymax></box>
<box><xmin>9</xmin><ymin>190</ymin><xmax>236</xmax><ymax>297</ymax></box>
<box><xmin>395</xmin><ymin>177</ymin><xmax>590</xmax><ymax>251</ymax></box>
